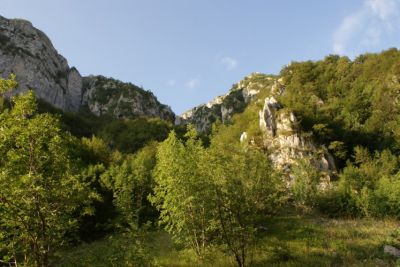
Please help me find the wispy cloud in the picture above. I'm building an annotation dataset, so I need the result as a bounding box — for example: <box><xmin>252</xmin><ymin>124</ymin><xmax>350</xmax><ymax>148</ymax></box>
<box><xmin>367</xmin><ymin>0</ymin><xmax>398</xmax><ymax>20</ymax></box>
<box><xmin>185</xmin><ymin>78</ymin><xmax>200</xmax><ymax>90</ymax></box>
<box><xmin>221</xmin><ymin>56</ymin><xmax>238</xmax><ymax>71</ymax></box>
<box><xmin>333</xmin><ymin>0</ymin><xmax>400</xmax><ymax>56</ymax></box>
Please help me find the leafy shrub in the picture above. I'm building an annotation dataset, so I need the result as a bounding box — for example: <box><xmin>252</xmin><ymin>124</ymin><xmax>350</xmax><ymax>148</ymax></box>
<box><xmin>56</xmin><ymin>232</ymin><xmax>154</xmax><ymax>267</ymax></box>
<box><xmin>371</xmin><ymin>175</ymin><xmax>400</xmax><ymax>218</ymax></box>
<box><xmin>291</xmin><ymin>159</ymin><xmax>320</xmax><ymax>208</ymax></box>
<box><xmin>317</xmin><ymin>185</ymin><xmax>364</xmax><ymax>218</ymax></box>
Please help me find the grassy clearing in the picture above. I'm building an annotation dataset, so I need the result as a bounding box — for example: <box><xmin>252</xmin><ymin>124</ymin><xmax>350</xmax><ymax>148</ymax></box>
<box><xmin>58</xmin><ymin>213</ymin><xmax>400</xmax><ymax>267</ymax></box>
<box><xmin>148</xmin><ymin>213</ymin><xmax>400</xmax><ymax>267</ymax></box>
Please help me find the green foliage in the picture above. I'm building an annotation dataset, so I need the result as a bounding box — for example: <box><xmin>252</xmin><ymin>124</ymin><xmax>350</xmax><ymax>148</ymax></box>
<box><xmin>372</xmin><ymin>175</ymin><xmax>400</xmax><ymax>218</ymax></box>
<box><xmin>0</xmin><ymin>89</ymin><xmax>94</xmax><ymax>266</ymax></box>
<box><xmin>318</xmin><ymin>147</ymin><xmax>400</xmax><ymax>218</ymax></box>
<box><xmin>207</xmin><ymin>141</ymin><xmax>286</xmax><ymax>267</ymax></box>
<box><xmin>56</xmin><ymin>231</ymin><xmax>154</xmax><ymax>267</ymax></box>
<box><xmin>386</xmin><ymin>228</ymin><xmax>400</xmax><ymax>249</ymax></box>
<box><xmin>291</xmin><ymin>158</ymin><xmax>321</xmax><ymax>208</ymax></box>
<box><xmin>151</xmin><ymin>126</ymin><xmax>286</xmax><ymax>266</ymax></box>
<box><xmin>101</xmin><ymin>143</ymin><xmax>158</xmax><ymax>228</ymax></box>
<box><xmin>81</xmin><ymin>135</ymin><xmax>116</xmax><ymax>165</ymax></box>
<box><xmin>0</xmin><ymin>74</ymin><xmax>18</xmax><ymax>93</ymax></box>
<box><xmin>4</xmin><ymin>48</ymin><xmax>400</xmax><ymax>266</ymax></box>
<box><xmin>85</xmin><ymin>75</ymin><xmax>173</xmax><ymax>120</ymax></box>
<box><xmin>142</xmin><ymin>215</ymin><xmax>399</xmax><ymax>267</ymax></box>
<box><xmin>279</xmin><ymin>49</ymin><xmax>400</xmax><ymax>159</ymax></box>
<box><xmin>150</xmin><ymin>127</ymin><xmax>215</xmax><ymax>258</ymax></box>
<box><xmin>77</xmin><ymin>163</ymin><xmax>117</xmax><ymax>242</ymax></box>
<box><xmin>99</xmin><ymin>118</ymin><xmax>172</xmax><ymax>153</ymax></box>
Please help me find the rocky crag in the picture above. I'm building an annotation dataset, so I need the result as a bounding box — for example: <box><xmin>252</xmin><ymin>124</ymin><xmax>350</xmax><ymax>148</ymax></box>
<box><xmin>0</xmin><ymin>15</ymin><xmax>174</xmax><ymax>120</ymax></box>
<box><xmin>0</xmin><ymin>15</ymin><xmax>336</xmax><ymax>178</ymax></box>
<box><xmin>176</xmin><ymin>73</ymin><xmax>275</xmax><ymax>132</ymax></box>
<box><xmin>181</xmin><ymin>72</ymin><xmax>337</xmax><ymax>180</ymax></box>
<box><xmin>82</xmin><ymin>75</ymin><xmax>174</xmax><ymax>120</ymax></box>
<box><xmin>256</xmin><ymin>94</ymin><xmax>336</xmax><ymax>183</ymax></box>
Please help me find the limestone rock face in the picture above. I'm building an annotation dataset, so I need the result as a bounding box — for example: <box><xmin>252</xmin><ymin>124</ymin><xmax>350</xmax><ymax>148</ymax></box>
<box><xmin>177</xmin><ymin>73</ymin><xmax>275</xmax><ymax>132</ymax></box>
<box><xmin>0</xmin><ymin>15</ymin><xmax>175</xmax><ymax>121</ymax></box>
<box><xmin>258</xmin><ymin>95</ymin><xmax>336</xmax><ymax>178</ymax></box>
<box><xmin>176</xmin><ymin>89</ymin><xmax>246</xmax><ymax>132</ymax></box>
<box><xmin>0</xmin><ymin>16</ymin><xmax>82</xmax><ymax>111</ymax></box>
<box><xmin>82</xmin><ymin>75</ymin><xmax>175</xmax><ymax>121</ymax></box>
<box><xmin>259</xmin><ymin>97</ymin><xmax>280</xmax><ymax>136</ymax></box>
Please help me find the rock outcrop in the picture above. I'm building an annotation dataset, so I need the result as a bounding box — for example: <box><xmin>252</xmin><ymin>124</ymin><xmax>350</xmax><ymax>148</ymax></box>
<box><xmin>384</xmin><ymin>245</ymin><xmax>400</xmax><ymax>258</ymax></box>
<box><xmin>0</xmin><ymin>15</ymin><xmax>174</xmax><ymax>120</ymax></box>
<box><xmin>82</xmin><ymin>75</ymin><xmax>174</xmax><ymax>120</ymax></box>
<box><xmin>176</xmin><ymin>73</ymin><xmax>275</xmax><ymax>132</ymax></box>
<box><xmin>259</xmin><ymin>96</ymin><xmax>280</xmax><ymax>136</ymax></box>
<box><xmin>0</xmin><ymin>16</ymin><xmax>82</xmax><ymax>111</ymax></box>
<box><xmin>257</xmin><ymin>93</ymin><xmax>336</xmax><ymax>181</ymax></box>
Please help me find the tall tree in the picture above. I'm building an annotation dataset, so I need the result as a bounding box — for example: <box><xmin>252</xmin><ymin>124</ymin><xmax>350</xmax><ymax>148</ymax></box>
<box><xmin>150</xmin><ymin>128</ymin><xmax>215</xmax><ymax>258</ymax></box>
<box><xmin>207</xmin><ymin>142</ymin><xmax>286</xmax><ymax>267</ymax></box>
<box><xmin>0</xmin><ymin>79</ymin><xmax>93</xmax><ymax>267</ymax></box>
<box><xmin>101</xmin><ymin>142</ymin><xmax>158</xmax><ymax>228</ymax></box>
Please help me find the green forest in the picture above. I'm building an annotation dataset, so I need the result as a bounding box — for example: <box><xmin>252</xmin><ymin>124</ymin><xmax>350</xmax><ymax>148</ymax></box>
<box><xmin>2</xmin><ymin>49</ymin><xmax>400</xmax><ymax>267</ymax></box>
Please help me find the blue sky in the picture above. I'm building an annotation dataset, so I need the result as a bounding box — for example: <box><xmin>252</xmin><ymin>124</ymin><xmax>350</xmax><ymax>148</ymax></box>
<box><xmin>2</xmin><ymin>0</ymin><xmax>400</xmax><ymax>114</ymax></box>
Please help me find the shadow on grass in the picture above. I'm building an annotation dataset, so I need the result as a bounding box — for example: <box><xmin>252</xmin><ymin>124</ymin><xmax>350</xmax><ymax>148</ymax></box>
<box><xmin>249</xmin><ymin>215</ymin><xmax>399</xmax><ymax>267</ymax></box>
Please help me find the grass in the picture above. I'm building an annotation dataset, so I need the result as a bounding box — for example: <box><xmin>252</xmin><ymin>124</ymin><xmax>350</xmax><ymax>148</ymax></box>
<box><xmin>147</xmin><ymin>213</ymin><xmax>400</xmax><ymax>267</ymax></box>
<box><xmin>249</xmin><ymin>215</ymin><xmax>400</xmax><ymax>267</ymax></box>
<box><xmin>57</xmin><ymin>212</ymin><xmax>400</xmax><ymax>267</ymax></box>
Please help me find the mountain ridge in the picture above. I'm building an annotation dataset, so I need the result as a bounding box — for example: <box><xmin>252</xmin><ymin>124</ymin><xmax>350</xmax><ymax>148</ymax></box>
<box><xmin>0</xmin><ymin>15</ymin><xmax>174</xmax><ymax>121</ymax></box>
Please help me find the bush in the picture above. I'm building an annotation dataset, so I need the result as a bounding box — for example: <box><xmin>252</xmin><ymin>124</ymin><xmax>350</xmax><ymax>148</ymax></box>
<box><xmin>317</xmin><ymin>186</ymin><xmax>363</xmax><ymax>218</ymax></box>
<box><xmin>371</xmin><ymin>175</ymin><xmax>400</xmax><ymax>218</ymax></box>
<box><xmin>291</xmin><ymin>159</ymin><xmax>320</xmax><ymax>208</ymax></box>
<box><xmin>56</xmin><ymin>232</ymin><xmax>154</xmax><ymax>267</ymax></box>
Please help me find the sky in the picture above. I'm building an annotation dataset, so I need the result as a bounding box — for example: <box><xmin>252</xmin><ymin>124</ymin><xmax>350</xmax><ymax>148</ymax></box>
<box><xmin>1</xmin><ymin>0</ymin><xmax>400</xmax><ymax>114</ymax></box>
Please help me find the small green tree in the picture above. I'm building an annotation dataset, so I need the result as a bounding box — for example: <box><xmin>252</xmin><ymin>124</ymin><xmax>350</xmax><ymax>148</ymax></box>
<box><xmin>101</xmin><ymin>143</ymin><xmax>158</xmax><ymax>228</ymax></box>
<box><xmin>208</xmin><ymin>142</ymin><xmax>286</xmax><ymax>267</ymax></box>
<box><xmin>0</xmin><ymin>79</ymin><xmax>93</xmax><ymax>266</ymax></box>
<box><xmin>291</xmin><ymin>158</ymin><xmax>321</xmax><ymax>208</ymax></box>
<box><xmin>150</xmin><ymin>128</ymin><xmax>215</xmax><ymax>258</ymax></box>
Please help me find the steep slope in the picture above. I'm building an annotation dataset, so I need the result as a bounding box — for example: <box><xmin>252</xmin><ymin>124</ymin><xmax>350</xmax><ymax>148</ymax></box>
<box><xmin>82</xmin><ymin>75</ymin><xmax>174</xmax><ymax>120</ymax></box>
<box><xmin>182</xmin><ymin>72</ymin><xmax>337</xmax><ymax>180</ymax></box>
<box><xmin>0</xmin><ymin>15</ymin><xmax>82</xmax><ymax>111</ymax></box>
<box><xmin>176</xmin><ymin>73</ymin><xmax>275</xmax><ymax>132</ymax></box>
<box><xmin>0</xmin><ymin>15</ymin><xmax>174</xmax><ymax>120</ymax></box>
<box><xmin>257</xmin><ymin>94</ymin><xmax>336</xmax><ymax>182</ymax></box>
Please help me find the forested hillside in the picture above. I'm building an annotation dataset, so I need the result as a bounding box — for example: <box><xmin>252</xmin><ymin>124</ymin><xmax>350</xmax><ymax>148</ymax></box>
<box><xmin>2</xmin><ymin>49</ymin><xmax>400</xmax><ymax>266</ymax></box>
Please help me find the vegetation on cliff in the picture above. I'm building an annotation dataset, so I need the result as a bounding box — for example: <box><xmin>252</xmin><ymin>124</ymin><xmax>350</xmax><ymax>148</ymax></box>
<box><xmin>2</xmin><ymin>49</ymin><xmax>400</xmax><ymax>266</ymax></box>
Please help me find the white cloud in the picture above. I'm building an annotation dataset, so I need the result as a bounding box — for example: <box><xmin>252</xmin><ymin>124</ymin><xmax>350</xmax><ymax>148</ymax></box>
<box><xmin>333</xmin><ymin>11</ymin><xmax>366</xmax><ymax>54</ymax></box>
<box><xmin>221</xmin><ymin>56</ymin><xmax>238</xmax><ymax>71</ymax></box>
<box><xmin>333</xmin><ymin>0</ymin><xmax>400</xmax><ymax>56</ymax></box>
<box><xmin>185</xmin><ymin>78</ymin><xmax>200</xmax><ymax>89</ymax></box>
<box><xmin>367</xmin><ymin>0</ymin><xmax>397</xmax><ymax>20</ymax></box>
<box><xmin>167</xmin><ymin>79</ymin><xmax>176</xmax><ymax>87</ymax></box>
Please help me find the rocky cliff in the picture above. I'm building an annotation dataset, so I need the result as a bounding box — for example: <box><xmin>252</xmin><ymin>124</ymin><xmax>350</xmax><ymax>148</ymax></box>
<box><xmin>0</xmin><ymin>16</ymin><xmax>82</xmax><ymax>111</ymax></box>
<box><xmin>176</xmin><ymin>73</ymin><xmax>275</xmax><ymax>132</ymax></box>
<box><xmin>256</xmin><ymin>95</ymin><xmax>336</xmax><ymax>181</ymax></box>
<box><xmin>0</xmin><ymin>15</ymin><xmax>174</xmax><ymax>120</ymax></box>
<box><xmin>181</xmin><ymin>72</ymin><xmax>337</xmax><ymax>180</ymax></box>
<box><xmin>82</xmin><ymin>75</ymin><xmax>174</xmax><ymax>120</ymax></box>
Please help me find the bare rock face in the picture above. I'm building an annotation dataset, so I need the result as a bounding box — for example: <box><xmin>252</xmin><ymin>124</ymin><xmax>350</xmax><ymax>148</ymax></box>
<box><xmin>258</xmin><ymin>95</ymin><xmax>336</xmax><ymax>179</ymax></box>
<box><xmin>176</xmin><ymin>89</ymin><xmax>246</xmax><ymax>132</ymax></box>
<box><xmin>0</xmin><ymin>16</ymin><xmax>175</xmax><ymax>121</ymax></box>
<box><xmin>177</xmin><ymin>73</ymin><xmax>275</xmax><ymax>132</ymax></box>
<box><xmin>0</xmin><ymin>15</ymin><xmax>82</xmax><ymax>111</ymax></box>
<box><xmin>259</xmin><ymin>97</ymin><xmax>280</xmax><ymax>136</ymax></box>
<box><xmin>82</xmin><ymin>75</ymin><xmax>175</xmax><ymax>121</ymax></box>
